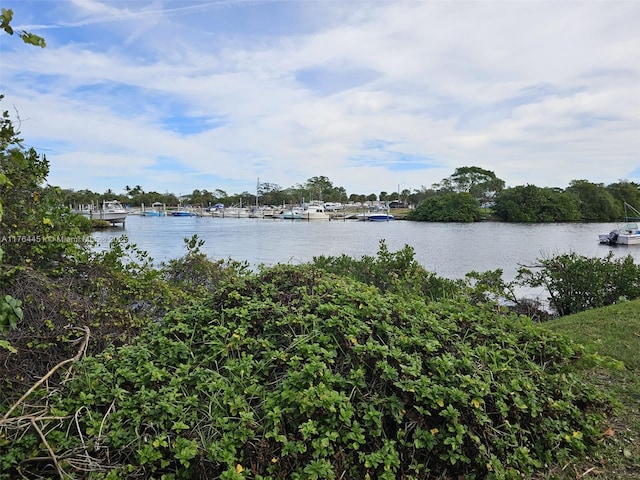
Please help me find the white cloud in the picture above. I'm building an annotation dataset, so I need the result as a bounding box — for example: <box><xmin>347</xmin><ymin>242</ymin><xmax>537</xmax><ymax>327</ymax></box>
<box><xmin>2</xmin><ymin>0</ymin><xmax>638</xmax><ymax>196</ymax></box>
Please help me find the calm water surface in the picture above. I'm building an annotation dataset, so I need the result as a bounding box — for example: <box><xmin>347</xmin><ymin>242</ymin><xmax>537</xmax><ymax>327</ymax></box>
<box><xmin>92</xmin><ymin>215</ymin><xmax>637</xmax><ymax>282</ymax></box>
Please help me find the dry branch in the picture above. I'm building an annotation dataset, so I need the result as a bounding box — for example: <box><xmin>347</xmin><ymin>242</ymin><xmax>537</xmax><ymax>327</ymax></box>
<box><xmin>1</xmin><ymin>325</ymin><xmax>89</xmax><ymax>423</ymax></box>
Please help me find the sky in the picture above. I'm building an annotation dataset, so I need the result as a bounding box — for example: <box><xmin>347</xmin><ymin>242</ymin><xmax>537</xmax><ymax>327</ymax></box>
<box><xmin>1</xmin><ymin>0</ymin><xmax>639</xmax><ymax>198</ymax></box>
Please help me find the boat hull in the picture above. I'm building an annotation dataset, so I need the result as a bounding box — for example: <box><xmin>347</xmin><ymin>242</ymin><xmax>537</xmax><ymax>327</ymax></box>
<box><xmin>280</xmin><ymin>211</ymin><xmax>330</xmax><ymax>220</ymax></box>
<box><xmin>368</xmin><ymin>214</ymin><xmax>394</xmax><ymax>222</ymax></box>
<box><xmin>599</xmin><ymin>232</ymin><xmax>640</xmax><ymax>245</ymax></box>
<box><xmin>215</xmin><ymin>208</ymin><xmax>250</xmax><ymax>218</ymax></box>
<box><xmin>599</xmin><ymin>221</ymin><xmax>640</xmax><ymax>245</ymax></box>
<box><xmin>78</xmin><ymin>200</ymin><xmax>128</xmax><ymax>224</ymax></box>
<box><xmin>614</xmin><ymin>234</ymin><xmax>640</xmax><ymax>245</ymax></box>
<box><xmin>357</xmin><ymin>213</ymin><xmax>394</xmax><ymax>221</ymax></box>
<box><xmin>97</xmin><ymin>212</ymin><xmax>128</xmax><ymax>222</ymax></box>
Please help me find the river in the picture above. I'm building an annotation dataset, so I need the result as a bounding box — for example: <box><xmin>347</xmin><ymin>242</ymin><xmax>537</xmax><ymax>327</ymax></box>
<box><xmin>91</xmin><ymin>215</ymin><xmax>637</xmax><ymax>283</ymax></box>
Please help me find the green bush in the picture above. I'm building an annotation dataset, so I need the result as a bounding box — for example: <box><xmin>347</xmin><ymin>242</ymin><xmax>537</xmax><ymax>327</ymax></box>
<box><xmin>517</xmin><ymin>252</ymin><xmax>640</xmax><ymax>316</ymax></box>
<box><xmin>407</xmin><ymin>192</ymin><xmax>482</xmax><ymax>222</ymax></box>
<box><xmin>311</xmin><ymin>240</ymin><xmax>459</xmax><ymax>301</ymax></box>
<box><xmin>0</xmin><ymin>232</ymin><xmax>253</xmax><ymax>407</ymax></box>
<box><xmin>162</xmin><ymin>234</ymin><xmax>250</xmax><ymax>295</ymax></box>
<box><xmin>1</xmin><ymin>264</ymin><xmax>609</xmax><ymax>479</ymax></box>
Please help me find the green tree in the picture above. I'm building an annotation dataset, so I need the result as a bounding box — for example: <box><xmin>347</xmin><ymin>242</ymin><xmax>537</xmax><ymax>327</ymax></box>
<box><xmin>332</xmin><ymin>185</ymin><xmax>347</xmax><ymax>202</ymax></box>
<box><xmin>302</xmin><ymin>176</ymin><xmax>347</xmax><ymax>202</ymax></box>
<box><xmin>213</xmin><ymin>189</ymin><xmax>227</xmax><ymax>201</ymax></box>
<box><xmin>0</xmin><ymin>99</ymin><xmax>91</xmax><ymax>268</ymax></box>
<box><xmin>62</xmin><ymin>188</ymin><xmax>100</xmax><ymax>207</ymax></box>
<box><xmin>303</xmin><ymin>176</ymin><xmax>333</xmax><ymax>201</ymax></box>
<box><xmin>606</xmin><ymin>180</ymin><xmax>640</xmax><ymax>212</ymax></box>
<box><xmin>566</xmin><ymin>179</ymin><xmax>622</xmax><ymax>221</ymax></box>
<box><xmin>0</xmin><ymin>8</ymin><xmax>46</xmax><ymax>338</ymax></box>
<box><xmin>189</xmin><ymin>188</ymin><xmax>203</xmax><ymax>206</ymax></box>
<box><xmin>408</xmin><ymin>185</ymin><xmax>437</xmax><ymax>207</ymax></box>
<box><xmin>493</xmin><ymin>185</ymin><xmax>581</xmax><ymax>222</ymax></box>
<box><xmin>349</xmin><ymin>193</ymin><xmax>367</xmax><ymax>205</ymax></box>
<box><xmin>435</xmin><ymin>166</ymin><xmax>505</xmax><ymax>204</ymax></box>
<box><xmin>1</xmin><ymin>7</ymin><xmax>47</xmax><ymax>266</ymax></box>
<box><xmin>407</xmin><ymin>192</ymin><xmax>481</xmax><ymax>222</ymax></box>
<box><xmin>257</xmin><ymin>181</ymin><xmax>283</xmax><ymax>206</ymax></box>
<box><xmin>400</xmin><ymin>188</ymin><xmax>411</xmax><ymax>204</ymax></box>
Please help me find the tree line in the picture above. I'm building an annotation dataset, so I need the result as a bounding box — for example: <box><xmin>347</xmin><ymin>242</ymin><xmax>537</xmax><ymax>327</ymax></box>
<box><xmin>57</xmin><ymin>167</ymin><xmax>639</xmax><ymax>224</ymax></box>
<box><xmin>60</xmin><ymin>176</ymin><xmax>409</xmax><ymax>210</ymax></box>
<box><xmin>408</xmin><ymin>167</ymin><xmax>640</xmax><ymax>223</ymax></box>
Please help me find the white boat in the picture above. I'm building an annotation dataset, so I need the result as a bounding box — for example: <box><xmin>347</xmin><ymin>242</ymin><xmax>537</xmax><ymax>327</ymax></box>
<box><xmin>278</xmin><ymin>204</ymin><xmax>330</xmax><ymax>220</ymax></box>
<box><xmin>79</xmin><ymin>200</ymin><xmax>128</xmax><ymax>225</ymax></box>
<box><xmin>280</xmin><ymin>207</ymin><xmax>303</xmax><ymax>220</ymax></box>
<box><xmin>249</xmin><ymin>207</ymin><xmax>277</xmax><ymax>218</ymax></box>
<box><xmin>214</xmin><ymin>199</ymin><xmax>251</xmax><ymax>218</ymax></box>
<box><xmin>599</xmin><ymin>222</ymin><xmax>640</xmax><ymax>245</ymax></box>
<box><xmin>215</xmin><ymin>207</ymin><xmax>251</xmax><ymax>218</ymax></box>
<box><xmin>300</xmin><ymin>203</ymin><xmax>330</xmax><ymax>220</ymax></box>
<box><xmin>599</xmin><ymin>203</ymin><xmax>640</xmax><ymax>245</ymax></box>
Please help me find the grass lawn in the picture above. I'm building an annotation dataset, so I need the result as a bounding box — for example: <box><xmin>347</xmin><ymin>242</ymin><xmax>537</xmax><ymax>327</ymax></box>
<box><xmin>537</xmin><ymin>300</ymin><xmax>640</xmax><ymax>479</ymax></box>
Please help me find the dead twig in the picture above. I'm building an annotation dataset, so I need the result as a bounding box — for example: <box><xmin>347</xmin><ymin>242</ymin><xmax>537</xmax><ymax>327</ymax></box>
<box><xmin>29</xmin><ymin>417</ymin><xmax>66</xmax><ymax>479</ymax></box>
<box><xmin>1</xmin><ymin>326</ymin><xmax>90</xmax><ymax>423</ymax></box>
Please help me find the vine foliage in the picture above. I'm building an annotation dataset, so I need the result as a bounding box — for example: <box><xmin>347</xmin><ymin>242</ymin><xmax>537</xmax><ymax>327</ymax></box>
<box><xmin>1</xmin><ymin>263</ymin><xmax>610</xmax><ymax>479</ymax></box>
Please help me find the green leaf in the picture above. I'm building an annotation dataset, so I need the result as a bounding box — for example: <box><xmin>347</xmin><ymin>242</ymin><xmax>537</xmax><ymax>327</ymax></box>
<box><xmin>171</xmin><ymin>421</ymin><xmax>190</xmax><ymax>432</ymax></box>
<box><xmin>0</xmin><ymin>339</ymin><xmax>17</xmax><ymax>353</ymax></box>
<box><xmin>20</xmin><ymin>32</ymin><xmax>46</xmax><ymax>48</ymax></box>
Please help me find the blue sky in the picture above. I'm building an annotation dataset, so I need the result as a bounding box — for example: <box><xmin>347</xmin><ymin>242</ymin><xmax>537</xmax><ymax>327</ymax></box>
<box><xmin>1</xmin><ymin>0</ymin><xmax>639</xmax><ymax>197</ymax></box>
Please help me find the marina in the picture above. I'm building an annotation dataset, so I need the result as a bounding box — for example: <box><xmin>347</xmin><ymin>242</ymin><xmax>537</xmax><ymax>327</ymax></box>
<box><xmin>126</xmin><ymin>203</ymin><xmax>396</xmax><ymax>221</ymax></box>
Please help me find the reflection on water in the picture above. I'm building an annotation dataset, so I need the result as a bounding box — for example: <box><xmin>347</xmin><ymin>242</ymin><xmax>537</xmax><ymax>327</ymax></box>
<box><xmin>93</xmin><ymin>215</ymin><xmax>636</xmax><ymax>282</ymax></box>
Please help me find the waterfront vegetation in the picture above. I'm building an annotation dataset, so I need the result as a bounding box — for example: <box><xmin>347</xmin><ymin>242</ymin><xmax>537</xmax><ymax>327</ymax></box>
<box><xmin>2</xmin><ymin>19</ymin><xmax>640</xmax><ymax>479</ymax></box>
<box><xmin>1</xmin><ymin>194</ymin><xmax>640</xmax><ymax>479</ymax></box>
<box><xmin>1</xmin><ymin>230</ymin><xmax>640</xmax><ymax>478</ymax></box>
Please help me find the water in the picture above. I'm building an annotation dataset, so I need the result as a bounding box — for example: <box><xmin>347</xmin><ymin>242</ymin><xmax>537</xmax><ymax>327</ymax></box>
<box><xmin>92</xmin><ymin>215</ymin><xmax>637</xmax><ymax>283</ymax></box>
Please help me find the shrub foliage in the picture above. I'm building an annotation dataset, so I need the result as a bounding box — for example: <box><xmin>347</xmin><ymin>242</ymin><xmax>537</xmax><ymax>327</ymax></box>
<box><xmin>0</xmin><ymin>234</ymin><xmax>247</xmax><ymax>408</ymax></box>
<box><xmin>1</xmin><ymin>264</ymin><xmax>609</xmax><ymax>479</ymax></box>
<box><xmin>492</xmin><ymin>185</ymin><xmax>582</xmax><ymax>223</ymax></box>
<box><xmin>517</xmin><ymin>252</ymin><xmax>640</xmax><ymax>316</ymax></box>
<box><xmin>311</xmin><ymin>240</ymin><xmax>459</xmax><ymax>300</ymax></box>
<box><xmin>407</xmin><ymin>192</ymin><xmax>482</xmax><ymax>222</ymax></box>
